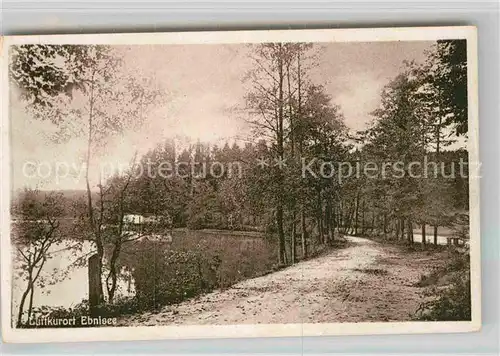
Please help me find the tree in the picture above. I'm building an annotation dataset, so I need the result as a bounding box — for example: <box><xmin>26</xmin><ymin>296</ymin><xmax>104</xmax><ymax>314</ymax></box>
<box><xmin>12</xmin><ymin>190</ymin><xmax>63</xmax><ymax>327</ymax></box>
<box><xmin>301</xmin><ymin>85</ymin><xmax>347</xmax><ymax>242</ymax></box>
<box><xmin>365</xmin><ymin>68</ymin><xmax>426</xmax><ymax>242</ymax></box>
<box><xmin>245</xmin><ymin>43</ymin><xmax>297</xmax><ymax>264</ymax></box>
<box><xmin>431</xmin><ymin>40</ymin><xmax>468</xmax><ymax>136</ymax></box>
<box><xmin>243</xmin><ymin>43</ymin><xmax>340</xmax><ymax>263</ymax></box>
<box><xmin>350</xmin><ymin>42</ymin><xmax>467</xmax><ymax>246</ymax></box>
<box><xmin>9</xmin><ymin>45</ymin><xmax>92</xmax><ymax>108</ymax></box>
<box><xmin>99</xmin><ymin>156</ymin><xmax>141</xmax><ymax>303</ymax></box>
<box><xmin>12</xmin><ymin>44</ymin><xmax>165</xmax><ymax>303</ymax></box>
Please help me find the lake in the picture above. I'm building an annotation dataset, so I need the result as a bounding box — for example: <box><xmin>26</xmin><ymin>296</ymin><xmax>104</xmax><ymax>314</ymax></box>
<box><xmin>12</xmin><ymin>239</ymin><xmax>134</xmax><ymax>320</ymax></box>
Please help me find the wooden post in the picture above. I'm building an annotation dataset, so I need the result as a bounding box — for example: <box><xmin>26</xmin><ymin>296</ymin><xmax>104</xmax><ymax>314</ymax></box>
<box><xmin>88</xmin><ymin>254</ymin><xmax>102</xmax><ymax>315</ymax></box>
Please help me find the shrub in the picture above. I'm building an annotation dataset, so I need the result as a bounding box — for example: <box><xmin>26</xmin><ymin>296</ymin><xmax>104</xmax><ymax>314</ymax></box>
<box><xmin>415</xmin><ymin>273</ymin><xmax>471</xmax><ymax>321</ymax></box>
<box><xmin>414</xmin><ymin>250</ymin><xmax>471</xmax><ymax>321</ymax></box>
<box><xmin>120</xmin><ymin>231</ymin><xmax>276</xmax><ymax>310</ymax></box>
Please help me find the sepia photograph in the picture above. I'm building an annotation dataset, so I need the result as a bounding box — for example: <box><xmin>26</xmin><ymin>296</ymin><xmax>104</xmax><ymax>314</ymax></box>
<box><xmin>1</xmin><ymin>27</ymin><xmax>480</xmax><ymax>343</ymax></box>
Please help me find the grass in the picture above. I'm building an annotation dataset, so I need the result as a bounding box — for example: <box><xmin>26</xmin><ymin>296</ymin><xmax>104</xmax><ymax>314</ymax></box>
<box><xmin>118</xmin><ymin>229</ymin><xmax>349</xmax><ymax>310</ymax></box>
<box><xmin>413</xmin><ymin>249</ymin><xmax>471</xmax><ymax>321</ymax></box>
<box><xmin>118</xmin><ymin>229</ymin><xmax>278</xmax><ymax>310</ymax></box>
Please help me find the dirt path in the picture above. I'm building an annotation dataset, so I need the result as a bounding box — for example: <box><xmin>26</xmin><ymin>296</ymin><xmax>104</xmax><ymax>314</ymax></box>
<box><xmin>120</xmin><ymin>236</ymin><xmax>447</xmax><ymax>326</ymax></box>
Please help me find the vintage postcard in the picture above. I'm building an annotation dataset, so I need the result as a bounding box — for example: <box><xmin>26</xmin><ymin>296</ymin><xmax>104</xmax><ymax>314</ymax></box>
<box><xmin>1</xmin><ymin>26</ymin><xmax>480</xmax><ymax>343</ymax></box>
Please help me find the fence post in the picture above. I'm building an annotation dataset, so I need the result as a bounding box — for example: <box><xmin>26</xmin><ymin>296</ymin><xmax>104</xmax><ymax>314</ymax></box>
<box><xmin>88</xmin><ymin>254</ymin><xmax>102</xmax><ymax>315</ymax></box>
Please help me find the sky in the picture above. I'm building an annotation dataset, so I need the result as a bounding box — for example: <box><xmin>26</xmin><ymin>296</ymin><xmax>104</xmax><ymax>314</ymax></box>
<box><xmin>11</xmin><ymin>40</ymin><xmax>436</xmax><ymax>191</ymax></box>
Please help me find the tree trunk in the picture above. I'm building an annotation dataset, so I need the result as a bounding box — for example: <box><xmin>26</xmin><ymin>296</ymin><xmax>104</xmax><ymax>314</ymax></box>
<box><xmin>286</xmin><ymin>55</ymin><xmax>297</xmax><ymax>264</ymax></box>
<box><xmin>27</xmin><ymin>259</ymin><xmax>45</xmax><ymax>324</ymax></box>
<box><xmin>343</xmin><ymin>205</ymin><xmax>350</xmax><ymax>234</ymax></box>
<box><xmin>361</xmin><ymin>200</ymin><xmax>366</xmax><ymax>236</ymax></box>
<box><xmin>27</xmin><ymin>282</ymin><xmax>35</xmax><ymax>324</ymax></box>
<box><xmin>433</xmin><ymin>113</ymin><xmax>442</xmax><ymax>247</ymax></box>
<box><xmin>422</xmin><ymin>223</ymin><xmax>426</xmax><ymax>245</ymax></box>
<box><xmin>325</xmin><ymin>200</ymin><xmax>333</xmax><ymax>244</ymax></box>
<box><xmin>297</xmin><ymin>49</ymin><xmax>306</xmax><ymax>259</ymax></box>
<box><xmin>276</xmin><ymin>44</ymin><xmax>286</xmax><ymax>265</ymax></box>
<box><xmin>331</xmin><ymin>203</ymin><xmax>336</xmax><ymax>241</ymax></box>
<box><xmin>17</xmin><ymin>279</ymin><xmax>31</xmax><ymax>327</ymax></box>
<box><xmin>338</xmin><ymin>202</ymin><xmax>343</xmax><ymax>232</ymax></box>
<box><xmin>95</xmin><ymin>240</ymin><xmax>104</xmax><ymax>303</ymax></box>
<box><xmin>370</xmin><ymin>210</ymin><xmax>375</xmax><ymax>235</ymax></box>
<box><xmin>290</xmin><ymin>215</ymin><xmax>296</xmax><ymax>264</ymax></box>
<box><xmin>301</xmin><ymin>208</ymin><xmax>307</xmax><ymax>258</ymax></box>
<box><xmin>383</xmin><ymin>212</ymin><xmax>388</xmax><ymax>239</ymax></box>
<box><xmin>407</xmin><ymin>219</ymin><xmax>413</xmax><ymax>243</ymax></box>
<box><xmin>88</xmin><ymin>254</ymin><xmax>102</xmax><ymax>314</ymax></box>
<box><xmin>316</xmin><ymin>189</ymin><xmax>323</xmax><ymax>244</ymax></box>
<box><xmin>347</xmin><ymin>205</ymin><xmax>355</xmax><ymax>235</ymax></box>
<box><xmin>85</xmin><ymin>72</ymin><xmax>105</xmax><ymax>305</ymax></box>
<box><xmin>354</xmin><ymin>192</ymin><xmax>360</xmax><ymax>235</ymax></box>
<box><xmin>106</xmin><ymin>240</ymin><xmax>122</xmax><ymax>304</ymax></box>
<box><xmin>277</xmin><ymin>205</ymin><xmax>286</xmax><ymax>265</ymax></box>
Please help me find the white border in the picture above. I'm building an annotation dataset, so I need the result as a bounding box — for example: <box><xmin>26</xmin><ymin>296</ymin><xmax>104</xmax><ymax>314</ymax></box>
<box><xmin>0</xmin><ymin>26</ymin><xmax>480</xmax><ymax>343</ymax></box>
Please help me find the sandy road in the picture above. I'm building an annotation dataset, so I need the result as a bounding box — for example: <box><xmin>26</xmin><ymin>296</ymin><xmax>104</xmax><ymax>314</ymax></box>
<box><xmin>120</xmin><ymin>236</ymin><xmax>446</xmax><ymax>326</ymax></box>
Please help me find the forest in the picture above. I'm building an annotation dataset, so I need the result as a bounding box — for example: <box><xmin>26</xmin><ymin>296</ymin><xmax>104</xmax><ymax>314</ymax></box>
<box><xmin>9</xmin><ymin>39</ymin><xmax>471</xmax><ymax>327</ymax></box>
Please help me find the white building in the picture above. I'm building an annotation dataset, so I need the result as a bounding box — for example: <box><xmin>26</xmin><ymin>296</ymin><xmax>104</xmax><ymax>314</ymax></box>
<box><xmin>123</xmin><ymin>214</ymin><xmax>144</xmax><ymax>225</ymax></box>
<box><xmin>143</xmin><ymin>215</ymin><xmax>161</xmax><ymax>224</ymax></box>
